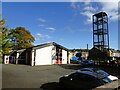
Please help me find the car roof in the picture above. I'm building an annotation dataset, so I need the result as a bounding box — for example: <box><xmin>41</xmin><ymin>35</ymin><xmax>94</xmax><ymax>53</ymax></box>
<box><xmin>80</xmin><ymin>68</ymin><xmax>98</xmax><ymax>72</ymax></box>
<box><xmin>76</xmin><ymin>68</ymin><xmax>108</xmax><ymax>79</ymax></box>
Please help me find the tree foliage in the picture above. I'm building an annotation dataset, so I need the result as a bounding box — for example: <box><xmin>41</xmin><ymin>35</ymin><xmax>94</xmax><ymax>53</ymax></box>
<box><xmin>9</xmin><ymin>27</ymin><xmax>35</xmax><ymax>50</ymax></box>
<box><xmin>0</xmin><ymin>19</ymin><xmax>35</xmax><ymax>55</ymax></box>
<box><xmin>0</xmin><ymin>20</ymin><xmax>12</xmax><ymax>55</ymax></box>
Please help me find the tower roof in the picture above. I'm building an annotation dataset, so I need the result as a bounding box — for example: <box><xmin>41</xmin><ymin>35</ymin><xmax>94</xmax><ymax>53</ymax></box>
<box><xmin>93</xmin><ymin>12</ymin><xmax>107</xmax><ymax>18</ymax></box>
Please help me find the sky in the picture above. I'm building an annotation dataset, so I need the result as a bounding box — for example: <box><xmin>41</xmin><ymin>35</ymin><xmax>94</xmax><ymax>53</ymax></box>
<box><xmin>1</xmin><ymin>0</ymin><xmax>119</xmax><ymax>50</ymax></box>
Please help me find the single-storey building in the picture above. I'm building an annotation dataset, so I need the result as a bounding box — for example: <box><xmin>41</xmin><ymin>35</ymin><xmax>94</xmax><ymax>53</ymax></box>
<box><xmin>10</xmin><ymin>42</ymin><xmax>70</xmax><ymax>66</ymax></box>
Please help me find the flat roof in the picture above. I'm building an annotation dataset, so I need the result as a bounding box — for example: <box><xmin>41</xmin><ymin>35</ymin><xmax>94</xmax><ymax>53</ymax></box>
<box><xmin>93</xmin><ymin>12</ymin><xmax>107</xmax><ymax>18</ymax></box>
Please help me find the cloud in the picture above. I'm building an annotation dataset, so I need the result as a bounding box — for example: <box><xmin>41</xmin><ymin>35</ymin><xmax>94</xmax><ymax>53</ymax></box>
<box><xmin>37</xmin><ymin>18</ymin><xmax>56</xmax><ymax>32</ymax></box>
<box><xmin>80</xmin><ymin>5</ymin><xmax>98</xmax><ymax>24</ymax></box>
<box><xmin>84</xmin><ymin>0</ymin><xmax>92</xmax><ymax>5</ymax></box>
<box><xmin>83</xmin><ymin>6</ymin><xmax>96</xmax><ymax>12</ymax></box>
<box><xmin>70</xmin><ymin>0</ymin><xmax>119</xmax><ymax>2</ymax></box>
<box><xmin>70</xmin><ymin>2</ymin><xmax>96</xmax><ymax>24</ymax></box>
<box><xmin>37</xmin><ymin>33</ymin><xmax>41</xmax><ymax>36</ymax></box>
<box><xmin>35</xmin><ymin>33</ymin><xmax>51</xmax><ymax>40</ymax></box>
<box><xmin>46</xmin><ymin>27</ymin><xmax>56</xmax><ymax>32</ymax></box>
<box><xmin>70</xmin><ymin>0</ymin><xmax>93</xmax><ymax>7</ymax></box>
<box><xmin>71</xmin><ymin>1</ymin><xmax>119</xmax><ymax>24</ymax></box>
<box><xmin>81</xmin><ymin>11</ymin><xmax>94</xmax><ymax>24</ymax></box>
<box><xmin>38</xmin><ymin>24</ymin><xmax>45</xmax><ymax>27</ymax></box>
<box><xmin>71</xmin><ymin>2</ymin><xmax>77</xmax><ymax>9</ymax></box>
<box><xmin>70</xmin><ymin>2</ymin><xmax>81</xmax><ymax>9</ymax></box>
<box><xmin>70</xmin><ymin>0</ymin><xmax>78</xmax><ymax>2</ymax></box>
<box><xmin>98</xmin><ymin>0</ymin><xmax>119</xmax><ymax>2</ymax></box>
<box><xmin>100</xmin><ymin>2</ymin><xmax>119</xmax><ymax>21</ymax></box>
<box><xmin>38</xmin><ymin>18</ymin><xmax>46</xmax><ymax>22</ymax></box>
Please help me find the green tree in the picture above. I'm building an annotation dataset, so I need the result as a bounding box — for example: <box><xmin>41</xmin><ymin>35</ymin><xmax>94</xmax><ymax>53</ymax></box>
<box><xmin>9</xmin><ymin>27</ymin><xmax>35</xmax><ymax>50</ymax></box>
<box><xmin>0</xmin><ymin>20</ymin><xmax>12</xmax><ymax>55</ymax></box>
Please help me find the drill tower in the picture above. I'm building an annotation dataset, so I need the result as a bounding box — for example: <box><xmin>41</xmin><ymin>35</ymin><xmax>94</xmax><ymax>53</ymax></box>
<box><xmin>93</xmin><ymin>12</ymin><xmax>109</xmax><ymax>51</ymax></box>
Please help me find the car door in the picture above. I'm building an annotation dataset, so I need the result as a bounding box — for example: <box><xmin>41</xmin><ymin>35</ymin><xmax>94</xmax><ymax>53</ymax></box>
<box><xmin>70</xmin><ymin>73</ymin><xmax>101</xmax><ymax>89</ymax></box>
<box><xmin>68</xmin><ymin>73</ymin><xmax>87</xmax><ymax>88</ymax></box>
<box><xmin>67</xmin><ymin>73</ymin><xmax>83</xmax><ymax>88</ymax></box>
<box><xmin>80</xmin><ymin>74</ymin><xmax>101</xmax><ymax>89</ymax></box>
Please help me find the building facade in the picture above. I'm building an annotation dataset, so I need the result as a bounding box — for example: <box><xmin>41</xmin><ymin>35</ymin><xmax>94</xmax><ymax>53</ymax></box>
<box><xmin>69</xmin><ymin>49</ymin><xmax>89</xmax><ymax>60</ymax></box>
<box><xmin>9</xmin><ymin>42</ymin><xmax>69</xmax><ymax>66</ymax></box>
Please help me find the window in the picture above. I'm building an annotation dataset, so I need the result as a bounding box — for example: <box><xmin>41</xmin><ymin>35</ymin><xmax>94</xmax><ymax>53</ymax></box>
<box><xmin>69</xmin><ymin>73</ymin><xmax>96</xmax><ymax>81</ymax></box>
<box><xmin>96</xmin><ymin>70</ymin><xmax>109</xmax><ymax>76</ymax></box>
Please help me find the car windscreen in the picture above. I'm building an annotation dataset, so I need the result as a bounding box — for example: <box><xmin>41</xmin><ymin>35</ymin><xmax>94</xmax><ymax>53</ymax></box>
<box><xmin>102</xmin><ymin>77</ymin><xmax>112</xmax><ymax>83</ymax></box>
<box><xmin>95</xmin><ymin>70</ymin><xmax>109</xmax><ymax>76</ymax></box>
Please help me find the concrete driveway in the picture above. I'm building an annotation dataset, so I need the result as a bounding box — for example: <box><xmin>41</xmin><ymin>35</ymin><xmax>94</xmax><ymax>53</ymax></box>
<box><xmin>2</xmin><ymin>64</ymin><xmax>120</xmax><ymax>89</ymax></box>
<box><xmin>2</xmin><ymin>64</ymin><xmax>75</xmax><ymax>89</ymax></box>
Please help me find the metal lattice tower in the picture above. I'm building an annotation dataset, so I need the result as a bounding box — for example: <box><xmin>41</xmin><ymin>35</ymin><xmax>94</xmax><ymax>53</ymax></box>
<box><xmin>93</xmin><ymin>12</ymin><xmax>109</xmax><ymax>51</ymax></box>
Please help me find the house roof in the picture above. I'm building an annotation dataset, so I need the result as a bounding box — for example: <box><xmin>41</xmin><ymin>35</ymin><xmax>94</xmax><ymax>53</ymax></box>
<box><xmin>31</xmin><ymin>42</ymin><xmax>68</xmax><ymax>50</ymax></box>
<box><xmin>13</xmin><ymin>42</ymin><xmax>68</xmax><ymax>53</ymax></box>
<box><xmin>17</xmin><ymin>49</ymin><xmax>26</xmax><ymax>53</ymax></box>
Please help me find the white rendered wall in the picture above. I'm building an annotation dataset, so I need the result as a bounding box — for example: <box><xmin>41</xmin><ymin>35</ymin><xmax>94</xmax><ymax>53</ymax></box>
<box><xmin>4</xmin><ymin>55</ymin><xmax>9</xmax><ymax>64</ymax></box>
<box><xmin>16</xmin><ymin>53</ymin><xmax>20</xmax><ymax>64</ymax></box>
<box><xmin>35</xmin><ymin>46</ymin><xmax>52</xmax><ymax>65</ymax></box>
<box><xmin>31</xmin><ymin>50</ymin><xmax>34</xmax><ymax>66</ymax></box>
<box><xmin>62</xmin><ymin>50</ymin><xmax>67</xmax><ymax>64</ymax></box>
